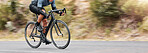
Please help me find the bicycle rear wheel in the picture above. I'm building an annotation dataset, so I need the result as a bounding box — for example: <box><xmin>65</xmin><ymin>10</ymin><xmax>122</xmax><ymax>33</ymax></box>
<box><xmin>50</xmin><ymin>20</ymin><xmax>71</xmax><ymax>49</ymax></box>
<box><xmin>25</xmin><ymin>22</ymin><xmax>41</xmax><ymax>48</ymax></box>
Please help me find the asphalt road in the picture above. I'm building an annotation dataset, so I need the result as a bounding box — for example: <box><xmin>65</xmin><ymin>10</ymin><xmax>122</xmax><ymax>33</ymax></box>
<box><xmin>0</xmin><ymin>41</ymin><xmax>148</xmax><ymax>53</ymax></box>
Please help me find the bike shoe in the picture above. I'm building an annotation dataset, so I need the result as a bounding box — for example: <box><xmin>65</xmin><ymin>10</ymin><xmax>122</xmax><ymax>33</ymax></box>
<box><xmin>35</xmin><ymin>22</ymin><xmax>43</xmax><ymax>32</ymax></box>
<box><xmin>45</xmin><ymin>39</ymin><xmax>52</xmax><ymax>45</ymax></box>
<box><xmin>42</xmin><ymin>37</ymin><xmax>52</xmax><ymax>45</ymax></box>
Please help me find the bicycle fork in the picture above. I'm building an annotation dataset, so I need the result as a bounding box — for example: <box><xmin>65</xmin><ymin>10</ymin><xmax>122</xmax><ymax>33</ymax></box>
<box><xmin>54</xmin><ymin>20</ymin><xmax>63</xmax><ymax>37</ymax></box>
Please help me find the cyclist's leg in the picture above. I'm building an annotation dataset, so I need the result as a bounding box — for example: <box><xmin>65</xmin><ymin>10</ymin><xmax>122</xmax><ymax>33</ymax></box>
<box><xmin>37</xmin><ymin>9</ymin><xmax>51</xmax><ymax>44</ymax></box>
<box><xmin>37</xmin><ymin>9</ymin><xmax>45</xmax><ymax>24</ymax></box>
<box><xmin>29</xmin><ymin>4</ymin><xmax>46</xmax><ymax>26</ymax></box>
<box><xmin>39</xmin><ymin>8</ymin><xmax>47</xmax><ymax>34</ymax></box>
<box><xmin>43</xmin><ymin>18</ymin><xmax>52</xmax><ymax>44</ymax></box>
<box><xmin>42</xmin><ymin>14</ymin><xmax>52</xmax><ymax>44</ymax></box>
<box><xmin>42</xmin><ymin>19</ymin><xmax>47</xmax><ymax>34</ymax></box>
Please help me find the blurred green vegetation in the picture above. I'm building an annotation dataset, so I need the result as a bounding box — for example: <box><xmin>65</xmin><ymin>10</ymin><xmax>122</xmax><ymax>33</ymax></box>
<box><xmin>120</xmin><ymin>0</ymin><xmax>148</xmax><ymax>32</ymax></box>
<box><xmin>121</xmin><ymin>0</ymin><xmax>148</xmax><ymax>16</ymax></box>
<box><xmin>0</xmin><ymin>0</ymin><xmax>27</xmax><ymax>30</ymax></box>
<box><xmin>0</xmin><ymin>4</ymin><xmax>10</xmax><ymax>30</ymax></box>
<box><xmin>90</xmin><ymin>0</ymin><xmax>148</xmax><ymax>31</ymax></box>
<box><xmin>91</xmin><ymin>0</ymin><xmax>121</xmax><ymax>26</ymax></box>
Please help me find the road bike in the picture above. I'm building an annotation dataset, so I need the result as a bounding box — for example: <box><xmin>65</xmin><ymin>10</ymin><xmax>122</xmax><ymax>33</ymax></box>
<box><xmin>24</xmin><ymin>8</ymin><xmax>71</xmax><ymax>49</ymax></box>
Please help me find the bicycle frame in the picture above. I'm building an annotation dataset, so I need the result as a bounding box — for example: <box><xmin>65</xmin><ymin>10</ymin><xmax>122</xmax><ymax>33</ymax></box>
<box><xmin>44</xmin><ymin>13</ymin><xmax>55</xmax><ymax>36</ymax></box>
<box><xmin>35</xmin><ymin>8</ymin><xmax>66</xmax><ymax>38</ymax></box>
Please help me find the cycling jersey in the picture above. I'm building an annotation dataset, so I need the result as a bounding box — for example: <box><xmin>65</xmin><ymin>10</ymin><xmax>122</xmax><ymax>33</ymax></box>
<box><xmin>31</xmin><ymin>0</ymin><xmax>57</xmax><ymax>10</ymax></box>
<box><xmin>29</xmin><ymin>0</ymin><xmax>59</xmax><ymax>18</ymax></box>
<box><xmin>37</xmin><ymin>0</ymin><xmax>57</xmax><ymax>10</ymax></box>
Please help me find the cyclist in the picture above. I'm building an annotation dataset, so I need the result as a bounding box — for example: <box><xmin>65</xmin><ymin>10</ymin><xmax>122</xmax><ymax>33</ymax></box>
<box><xmin>29</xmin><ymin>0</ymin><xmax>64</xmax><ymax>44</ymax></box>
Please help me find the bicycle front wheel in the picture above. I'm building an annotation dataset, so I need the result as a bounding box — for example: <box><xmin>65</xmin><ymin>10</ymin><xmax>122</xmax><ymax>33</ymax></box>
<box><xmin>50</xmin><ymin>20</ymin><xmax>71</xmax><ymax>49</ymax></box>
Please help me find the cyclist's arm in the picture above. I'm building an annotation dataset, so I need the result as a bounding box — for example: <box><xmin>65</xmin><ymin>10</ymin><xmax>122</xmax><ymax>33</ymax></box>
<box><xmin>51</xmin><ymin>0</ymin><xmax>60</xmax><ymax>14</ymax></box>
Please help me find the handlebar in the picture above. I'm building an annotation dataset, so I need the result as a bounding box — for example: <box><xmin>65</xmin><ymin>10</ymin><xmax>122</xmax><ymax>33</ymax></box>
<box><xmin>48</xmin><ymin>8</ymin><xmax>67</xmax><ymax>14</ymax></box>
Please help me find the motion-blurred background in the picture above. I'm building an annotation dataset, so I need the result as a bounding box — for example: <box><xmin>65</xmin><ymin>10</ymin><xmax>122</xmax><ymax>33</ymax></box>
<box><xmin>0</xmin><ymin>0</ymin><xmax>148</xmax><ymax>41</ymax></box>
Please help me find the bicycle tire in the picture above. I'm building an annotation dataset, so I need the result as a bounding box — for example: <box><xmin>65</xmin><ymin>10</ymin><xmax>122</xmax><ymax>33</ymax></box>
<box><xmin>50</xmin><ymin>20</ymin><xmax>71</xmax><ymax>49</ymax></box>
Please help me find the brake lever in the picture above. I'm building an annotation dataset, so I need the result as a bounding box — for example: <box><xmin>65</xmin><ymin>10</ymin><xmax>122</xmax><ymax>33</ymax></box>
<box><xmin>60</xmin><ymin>12</ymin><xmax>62</xmax><ymax>16</ymax></box>
<box><xmin>63</xmin><ymin>8</ymin><xmax>66</xmax><ymax>14</ymax></box>
<box><xmin>59</xmin><ymin>8</ymin><xmax>67</xmax><ymax>16</ymax></box>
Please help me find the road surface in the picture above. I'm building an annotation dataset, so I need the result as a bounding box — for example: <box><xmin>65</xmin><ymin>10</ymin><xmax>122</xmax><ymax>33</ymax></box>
<box><xmin>0</xmin><ymin>41</ymin><xmax>148</xmax><ymax>53</ymax></box>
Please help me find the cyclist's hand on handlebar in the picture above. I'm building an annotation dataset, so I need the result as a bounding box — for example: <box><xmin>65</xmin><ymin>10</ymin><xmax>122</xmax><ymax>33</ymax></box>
<box><xmin>60</xmin><ymin>11</ymin><xmax>65</xmax><ymax>16</ymax></box>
